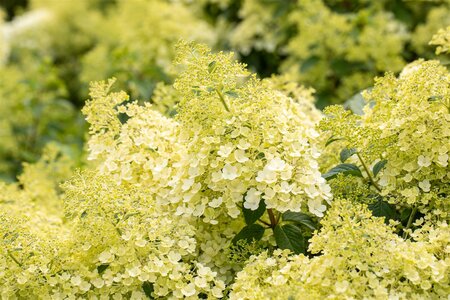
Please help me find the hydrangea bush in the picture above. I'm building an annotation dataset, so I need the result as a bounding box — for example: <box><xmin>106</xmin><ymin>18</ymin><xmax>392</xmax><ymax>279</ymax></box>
<box><xmin>0</xmin><ymin>1</ymin><xmax>450</xmax><ymax>299</ymax></box>
<box><xmin>1</xmin><ymin>40</ymin><xmax>449</xmax><ymax>299</ymax></box>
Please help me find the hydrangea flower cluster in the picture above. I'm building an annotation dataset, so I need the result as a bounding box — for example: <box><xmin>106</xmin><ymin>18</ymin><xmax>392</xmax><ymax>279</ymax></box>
<box><xmin>172</xmin><ymin>42</ymin><xmax>331</xmax><ymax>220</ymax></box>
<box><xmin>319</xmin><ymin>59</ymin><xmax>450</xmax><ymax>217</ymax></box>
<box><xmin>362</xmin><ymin>60</ymin><xmax>450</xmax><ymax>215</ymax></box>
<box><xmin>85</xmin><ymin>42</ymin><xmax>331</xmax><ymax>223</ymax></box>
<box><xmin>230</xmin><ymin>199</ymin><xmax>450</xmax><ymax>299</ymax></box>
<box><xmin>430</xmin><ymin>25</ymin><xmax>450</xmax><ymax>55</ymax></box>
<box><xmin>61</xmin><ymin>171</ymin><xmax>225</xmax><ymax>299</ymax></box>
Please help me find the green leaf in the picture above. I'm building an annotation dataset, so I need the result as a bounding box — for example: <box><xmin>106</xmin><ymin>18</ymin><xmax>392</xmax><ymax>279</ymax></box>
<box><xmin>256</xmin><ymin>152</ymin><xmax>265</xmax><ymax>159</ymax></box>
<box><xmin>372</xmin><ymin>160</ymin><xmax>387</xmax><ymax>177</ymax></box>
<box><xmin>225</xmin><ymin>90</ymin><xmax>239</xmax><ymax>98</ymax></box>
<box><xmin>142</xmin><ymin>281</ymin><xmax>154</xmax><ymax>299</ymax></box>
<box><xmin>400</xmin><ymin>208</ymin><xmax>412</xmax><ymax>223</ymax></box>
<box><xmin>368</xmin><ymin>199</ymin><xmax>398</xmax><ymax>224</ymax></box>
<box><xmin>300</xmin><ymin>56</ymin><xmax>319</xmax><ymax>72</ymax></box>
<box><xmin>208</xmin><ymin>61</ymin><xmax>216</xmax><ymax>73</ymax></box>
<box><xmin>282</xmin><ymin>211</ymin><xmax>316</xmax><ymax>230</ymax></box>
<box><xmin>243</xmin><ymin>199</ymin><xmax>266</xmax><ymax>225</ymax></box>
<box><xmin>97</xmin><ymin>264</ymin><xmax>109</xmax><ymax>274</ymax></box>
<box><xmin>428</xmin><ymin>95</ymin><xmax>443</xmax><ymax>102</ymax></box>
<box><xmin>325</xmin><ymin>136</ymin><xmax>343</xmax><ymax>147</ymax></box>
<box><xmin>322</xmin><ymin>164</ymin><xmax>363</xmax><ymax>180</ymax></box>
<box><xmin>340</xmin><ymin>148</ymin><xmax>357</xmax><ymax>163</ymax></box>
<box><xmin>274</xmin><ymin>224</ymin><xmax>306</xmax><ymax>254</ymax></box>
<box><xmin>232</xmin><ymin>224</ymin><xmax>265</xmax><ymax>244</ymax></box>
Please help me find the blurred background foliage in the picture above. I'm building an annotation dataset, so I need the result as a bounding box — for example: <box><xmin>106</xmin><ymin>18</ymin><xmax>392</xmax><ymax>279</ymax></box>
<box><xmin>0</xmin><ymin>0</ymin><xmax>449</xmax><ymax>181</ymax></box>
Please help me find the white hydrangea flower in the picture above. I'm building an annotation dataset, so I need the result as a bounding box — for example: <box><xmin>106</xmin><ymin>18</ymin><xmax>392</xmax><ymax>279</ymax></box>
<box><xmin>244</xmin><ymin>188</ymin><xmax>262</xmax><ymax>210</ymax></box>
<box><xmin>418</xmin><ymin>180</ymin><xmax>431</xmax><ymax>192</ymax></box>
<box><xmin>222</xmin><ymin>163</ymin><xmax>239</xmax><ymax>180</ymax></box>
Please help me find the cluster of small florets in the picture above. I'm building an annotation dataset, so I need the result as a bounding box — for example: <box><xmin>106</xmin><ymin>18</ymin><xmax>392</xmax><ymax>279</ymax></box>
<box><xmin>82</xmin><ymin>78</ymin><xmax>241</xmax><ymax>285</ymax></box>
<box><xmin>171</xmin><ymin>42</ymin><xmax>331</xmax><ymax>221</ymax></box>
<box><xmin>83</xmin><ymin>78</ymin><xmax>186</xmax><ymax>198</ymax></box>
<box><xmin>362</xmin><ymin>60</ymin><xmax>450</xmax><ymax>215</ymax></box>
<box><xmin>0</xmin><ymin>145</ymin><xmax>226</xmax><ymax>299</ymax></box>
<box><xmin>59</xmin><ymin>171</ymin><xmax>225</xmax><ymax>299</ymax></box>
<box><xmin>429</xmin><ymin>25</ymin><xmax>450</xmax><ymax>55</ymax></box>
<box><xmin>230</xmin><ymin>199</ymin><xmax>450</xmax><ymax>299</ymax></box>
<box><xmin>319</xmin><ymin>59</ymin><xmax>450</xmax><ymax>216</ymax></box>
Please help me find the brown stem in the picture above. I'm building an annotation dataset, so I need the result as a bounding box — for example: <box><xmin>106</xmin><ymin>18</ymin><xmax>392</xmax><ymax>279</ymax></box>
<box><xmin>258</xmin><ymin>219</ymin><xmax>271</xmax><ymax>227</ymax></box>
<box><xmin>267</xmin><ymin>209</ymin><xmax>277</xmax><ymax>228</ymax></box>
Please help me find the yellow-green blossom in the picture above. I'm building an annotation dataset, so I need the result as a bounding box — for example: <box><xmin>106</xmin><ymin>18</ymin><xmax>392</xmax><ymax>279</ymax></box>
<box><xmin>230</xmin><ymin>199</ymin><xmax>449</xmax><ymax>299</ymax></box>
<box><xmin>430</xmin><ymin>25</ymin><xmax>450</xmax><ymax>54</ymax></box>
<box><xmin>172</xmin><ymin>41</ymin><xmax>331</xmax><ymax>220</ymax></box>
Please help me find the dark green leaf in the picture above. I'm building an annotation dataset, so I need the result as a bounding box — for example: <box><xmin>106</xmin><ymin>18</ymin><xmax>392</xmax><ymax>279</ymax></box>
<box><xmin>208</xmin><ymin>61</ymin><xmax>216</xmax><ymax>73</ymax></box>
<box><xmin>282</xmin><ymin>211</ymin><xmax>316</xmax><ymax>230</ymax></box>
<box><xmin>300</xmin><ymin>56</ymin><xmax>319</xmax><ymax>72</ymax></box>
<box><xmin>400</xmin><ymin>208</ymin><xmax>412</xmax><ymax>223</ymax></box>
<box><xmin>80</xmin><ymin>211</ymin><xmax>87</xmax><ymax>219</ymax></box>
<box><xmin>142</xmin><ymin>281</ymin><xmax>154</xmax><ymax>299</ymax></box>
<box><xmin>274</xmin><ymin>224</ymin><xmax>306</xmax><ymax>254</ymax></box>
<box><xmin>340</xmin><ymin>148</ymin><xmax>357</xmax><ymax>163</ymax></box>
<box><xmin>372</xmin><ymin>160</ymin><xmax>387</xmax><ymax>177</ymax></box>
<box><xmin>325</xmin><ymin>136</ymin><xmax>343</xmax><ymax>147</ymax></box>
<box><xmin>225</xmin><ymin>90</ymin><xmax>239</xmax><ymax>98</ymax></box>
<box><xmin>428</xmin><ymin>95</ymin><xmax>443</xmax><ymax>102</ymax></box>
<box><xmin>243</xmin><ymin>199</ymin><xmax>266</xmax><ymax>225</ymax></box>
<box><xmin>118</xmin><ymin>112</ymin><xmax>131</xmax><ymax>125</ymax></box>
<box><xmin>368</xmin><ymin>199</ymin><xmax>398</xmax><ymax>224</ymax></box>
<box><xmin>331</xmin><ymin>59</ymin><xmax>365</xmax><ymax>77</ymax></box>
<box><xmin>97</xmin><ymin>264</ymin><xmax>109</xmax><ymax>274</ymax></box>
<box><xmin>232</xmin><ymin>224</ymin><xmax>265</xmax><ymax>244</ymax></box>
<box><xmin>322</xmin><ymin>164</ymin><xmax>363</xmax><ymax>180</ymax></box>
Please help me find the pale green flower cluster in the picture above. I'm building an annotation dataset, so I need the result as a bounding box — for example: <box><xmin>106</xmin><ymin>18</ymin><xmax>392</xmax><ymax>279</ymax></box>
<box><xmin>82</xmin><ymin>78</ymin><xmax>243</xmax><ymax>285</ymax></box>
<box><xmin>61</xmin><ymin>172</ymin><xmax>225</xmax><ymax>299</ymax></box>
<box><xmin>0</xmin><ymin>125</ymin><xmax>226</xmax><ymax>299</ymax></box>
<box><xmin>430</xmin><ymin>25</ymin><xmax>450</xmax><ymax>54</ymax></box>
<box><xmin>230</xmin><ymin>199</ymin><xmax>450</xmax><ymax>299</ymax></box>
<box><xmin>0</xmin><ymin>146</ymin><xmax>73</xmax><ymax>298</ymax></box>
<box><xmin>362</xmin><ymin>60</ymin><xmax>450</xmax><ymax>215</ymax></box>
<box><xmin>172</xmin><ymin>41</ymin><xmax>331</xmax><ymax>219</ymax></box>
<box><xmin>412</xmin><ymin>6</ymin><xmax>450</xmax><ymax>57</ymax></box>
<box><xmin>319</xmin><ymin>59</ymin><xmax>450</xmax><ymax>217</ymax></box>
